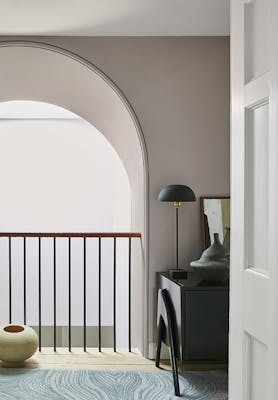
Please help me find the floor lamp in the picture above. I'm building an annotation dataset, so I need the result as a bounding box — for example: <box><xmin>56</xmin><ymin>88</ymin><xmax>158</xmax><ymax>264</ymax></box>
<box><xmin>158</xmin><ymin>184</ymin><xmax>196</xmax><ymax>279</ymax></box>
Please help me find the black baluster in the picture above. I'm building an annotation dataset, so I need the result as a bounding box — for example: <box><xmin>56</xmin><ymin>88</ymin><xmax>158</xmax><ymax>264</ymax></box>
<box><xmin>69</xmin><ymin>237</ymin><xmax>71</xmax><ymax>352</ymax></box>
<box><xmin>84</xmin><ymin>237</ymin><xmax>87</xmax><ymax>352</ymax></box>
<box><xmin>53</xmin><ymin>237</ymin><xmax>56</xmax><ymax>352</ymax></box>
<box><xmin>128</xmin><ymin>237</ymin><xmax>131</xmax><ymax>352</ymax></box>
<box><xmin>98</xmin><ymin>237</ymin><xmax>101</xmax><ymax>352</ymax></box>
<box><xmin>23</xmin><ymin>237</ymin><xmax>26</xmax><ymax>325</ymax></box>
<box><xmin>38</xmin><ymin>237</ymin><xmax>41</xmax><ymax>351</ymax></box>
<box><xmin>8</xmin><ymin>237</ymin><xmax>12</xmax><ymax>324</ymax></box>
<box><xmin>113</xmin><ymin>237</ymin><xmax>117</xmax><ymax>352</ymax></box>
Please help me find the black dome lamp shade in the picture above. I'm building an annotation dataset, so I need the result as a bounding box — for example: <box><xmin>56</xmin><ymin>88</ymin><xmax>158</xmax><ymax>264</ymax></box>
<box><xmin>158</xmin><ymin>184</ymin><xmax>196</xmax><ymax>279</ymax></box>
<box><xmin>158</xmin><ymin>184</ymin><xmax>196</xmax><ymax>203</ymax></box>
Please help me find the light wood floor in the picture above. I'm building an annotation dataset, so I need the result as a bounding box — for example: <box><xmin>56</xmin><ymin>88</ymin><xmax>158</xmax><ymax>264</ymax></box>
<box><xmin>0</xmin><ymin>348</ymin><xmax>227</xmax><ymax>371</ymax></box>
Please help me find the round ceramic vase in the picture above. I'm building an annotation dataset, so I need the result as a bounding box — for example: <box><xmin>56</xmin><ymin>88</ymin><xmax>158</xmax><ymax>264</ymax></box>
<box><xmin>190</xmin><ymin>233</ymin><xmax>230</xmax><ymax>282</ymax></box>
<box><xmin>0</xmin><ymin>325</ymin><xmax>38</xmax><ymax>367</ymax></box>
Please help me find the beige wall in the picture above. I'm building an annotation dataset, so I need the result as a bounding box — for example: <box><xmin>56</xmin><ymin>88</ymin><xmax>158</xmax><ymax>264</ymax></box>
<box><xmin>0</xmin><ymin>37</ymin><xmax>230</xmax><ymax>346</ymax></box>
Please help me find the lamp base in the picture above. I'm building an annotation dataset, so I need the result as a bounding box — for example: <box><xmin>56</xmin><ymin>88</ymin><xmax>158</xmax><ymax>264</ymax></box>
<box><xmin>168</xmin><ymin>269</ymin><xmax>188</xmax><ymax>280</ymax></box>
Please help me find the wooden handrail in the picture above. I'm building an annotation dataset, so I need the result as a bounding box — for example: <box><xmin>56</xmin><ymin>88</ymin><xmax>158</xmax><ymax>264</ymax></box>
<box><xmin>0</xmin><ymin>232</ymin><xmax>141</xmax><ymax>238</ymax></box>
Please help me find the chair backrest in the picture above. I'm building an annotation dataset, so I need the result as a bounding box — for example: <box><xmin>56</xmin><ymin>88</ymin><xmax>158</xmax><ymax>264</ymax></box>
<box><xmin>157</xmin><ymin>288</ymin><xmax>180</xmax><ymax>359</ymax></box>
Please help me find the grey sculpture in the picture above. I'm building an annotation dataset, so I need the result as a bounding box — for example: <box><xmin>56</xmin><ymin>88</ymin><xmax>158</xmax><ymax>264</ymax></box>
<box><xmin>190</xmin><ymin>233</ymin><xmax>229</xmax><ymax>282</ymax></box>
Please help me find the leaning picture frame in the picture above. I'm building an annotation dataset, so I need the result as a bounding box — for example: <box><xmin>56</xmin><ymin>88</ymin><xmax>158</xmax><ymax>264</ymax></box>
<box><xmin>200</xmin><ymin>196</ymin><xmax>230</xmax><ymax>250</ymax></box>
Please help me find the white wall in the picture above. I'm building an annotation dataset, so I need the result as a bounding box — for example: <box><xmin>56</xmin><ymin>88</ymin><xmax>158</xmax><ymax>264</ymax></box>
<box><xmin>0</xmin><ymin>106</ymin><xmax>132</xmax><ymax>348</ymax></box>
<box><xmin>0</xmin><ymin>118</ymin><xmax>130</xmax><ymax>232</ymax></box>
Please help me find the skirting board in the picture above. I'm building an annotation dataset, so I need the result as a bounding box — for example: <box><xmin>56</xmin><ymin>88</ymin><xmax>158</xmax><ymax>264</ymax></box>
<box><xmin>30</xmin><ymin>327</ymin><xmax>170</xmax><ymax>360</ymax></box>
<box><xmin>148</xmin><ymin>342</ymin><xmax>170</xmax><ymax>360</ymax></box>
<box><xmin>31</xmin><ymin>326</ymin><xmax>115</xmax><ymax>348</ymax></box>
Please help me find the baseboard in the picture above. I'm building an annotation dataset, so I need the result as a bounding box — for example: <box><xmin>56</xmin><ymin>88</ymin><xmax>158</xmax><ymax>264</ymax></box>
<box><xmin>148</xmin><ymin>342</ymin><xmax>169</xmax><ymax>360</ymax></box>
<box><xmin>32</xmin><ymin>326</ymin><xmax>114</xmax><ymax>348</ymax></box>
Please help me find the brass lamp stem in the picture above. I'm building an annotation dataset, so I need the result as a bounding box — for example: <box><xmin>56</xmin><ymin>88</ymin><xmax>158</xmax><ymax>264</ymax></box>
<box><xmin>173</xmin><ymin>202</ymin><xmax>180</xmax><ymax>269</ymax></box>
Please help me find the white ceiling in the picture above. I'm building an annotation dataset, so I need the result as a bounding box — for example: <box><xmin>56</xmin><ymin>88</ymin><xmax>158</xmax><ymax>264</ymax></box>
<box><xmin>0</xmin><ymin>0</ymin><xmax>230</xmax><ymax>36</ymax></box>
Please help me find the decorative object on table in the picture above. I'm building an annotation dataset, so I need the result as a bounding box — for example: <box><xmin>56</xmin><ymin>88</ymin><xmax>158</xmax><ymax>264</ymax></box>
<box><xmin>158</xmin><ymin>184</ymin><xmax>196</xmax><ymax>279</ymax></box>
<box><xmin>190</xmin><ymin>232</ymin><xmax>229</xmax><ymax>282</ymax></box>
<box><xmin>200</xmin><ymin>196</ymin><xmax>230</xmax><ymax>250</ymax></box>
<box><xmin>0</xmin><ymin>325</ymin><xmax>38</xmax><ymax>367</ymax></box>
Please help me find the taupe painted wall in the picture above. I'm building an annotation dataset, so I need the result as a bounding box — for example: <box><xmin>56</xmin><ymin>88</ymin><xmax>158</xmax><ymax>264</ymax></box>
<box><xmin>0</xmin><ymin>37</ymin><xmax>230</xmax><ymax>345</ymax></box>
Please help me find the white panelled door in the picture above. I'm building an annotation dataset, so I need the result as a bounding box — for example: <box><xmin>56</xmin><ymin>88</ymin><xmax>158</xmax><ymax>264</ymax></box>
<box><xmin>230</xmin><ymin>0</ymin><xmax>278</xmax><ymax>399</ymax></box>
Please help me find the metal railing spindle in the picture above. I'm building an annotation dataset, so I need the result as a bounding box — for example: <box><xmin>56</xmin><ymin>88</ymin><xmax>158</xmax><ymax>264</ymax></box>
<box><xmin>8</xmin><ymin>237</ymin><xmax>12</xmax><ymax>324</ymax></box>
<box><xmin>23</xmin><ymin>237</ymin><xmax>26</xmax><ymax>325</ymax></box>
<box><xmin>68</xmin><ymin>237</ymin><xmax>72</xmax><ymax>352</ymax></box>
<box><xmin>84</xmin><ymin>237</ymin><xmax>87</xmax><ymax>352</ymax></box>
<box><xmin>128</xmin><ymin>237</ymin><xmax>132</xmax><ymax>352</ymax></box>
<box><xmin>113</xmin><ymin>237</ymin><xmax>117</xmax><ymax>352</ymax></box>
<box><xmin>53</xmin><ymin>237</ymin><xmax>57</xmax><ymax>352</ymax></box>
<box><xmin>98</xmin><ymin>237</ymin><xmax>102</xmax><ymax>352</ymax></box>
<box><xmin>38</xmin><ymin>237</ymin><xmax>42</xmax><ymax>351</ymax></box>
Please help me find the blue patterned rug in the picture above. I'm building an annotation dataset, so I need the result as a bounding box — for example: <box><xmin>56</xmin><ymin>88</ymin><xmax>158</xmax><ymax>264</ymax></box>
<box><xmin>0</xmin><ymin>369</ymin><xmax>227</xmax><ymax>399</ymax></box>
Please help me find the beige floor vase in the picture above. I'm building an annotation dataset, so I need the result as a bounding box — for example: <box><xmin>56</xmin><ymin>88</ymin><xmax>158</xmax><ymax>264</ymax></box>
<box><xmin>0</xmin><ymin>325</ymin><xmax>38</xmax><ymax>367</ymax></box>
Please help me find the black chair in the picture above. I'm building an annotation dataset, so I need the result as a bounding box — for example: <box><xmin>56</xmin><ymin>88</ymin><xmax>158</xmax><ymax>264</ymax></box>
<box><xmin>156</xmin><ymin>288</ymin><xmax>181</xmax><ymax>397</ymax></box>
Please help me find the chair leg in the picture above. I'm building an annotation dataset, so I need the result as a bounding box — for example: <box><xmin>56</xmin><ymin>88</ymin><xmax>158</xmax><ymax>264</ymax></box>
<box><xmin>155</xmin><ymin>316</ymin><xmax>163</xmax><ymax>368</ymax></box>
<box><xmin>168</xmin><ymin>324</ymin><xmax>180</xmax><ymax>397</ymax></box>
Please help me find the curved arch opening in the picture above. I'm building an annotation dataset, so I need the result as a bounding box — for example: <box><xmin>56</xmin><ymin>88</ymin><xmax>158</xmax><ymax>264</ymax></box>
<box><xmin>0</xmin><ymin>100</ymin><xmax>134</xmax><ymax>348</ymax></box>
<box><xmin>0</xmin><ymin>42</ymin><xmax>148</xmax><ymax>356</ymax></box>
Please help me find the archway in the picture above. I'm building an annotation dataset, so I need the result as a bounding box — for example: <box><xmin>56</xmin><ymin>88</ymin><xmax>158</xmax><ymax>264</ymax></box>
<box><xmin>0</xmin><ymin>41</ymin><xmax>149</xmax><ymax>356</ymax></box>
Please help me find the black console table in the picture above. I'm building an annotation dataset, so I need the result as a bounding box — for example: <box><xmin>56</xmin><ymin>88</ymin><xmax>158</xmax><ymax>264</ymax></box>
<box><xmin>157</xmin><ymin>272</ymin><xmax>229</xmax><ymax>364</ymax></box>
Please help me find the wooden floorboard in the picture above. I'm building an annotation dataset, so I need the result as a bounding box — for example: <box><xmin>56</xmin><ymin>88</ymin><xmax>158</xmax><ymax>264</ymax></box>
<box><xmin>0</xmin><ymin>348</ymin><xmax>227</xmax><ymax>371</ymax></box>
